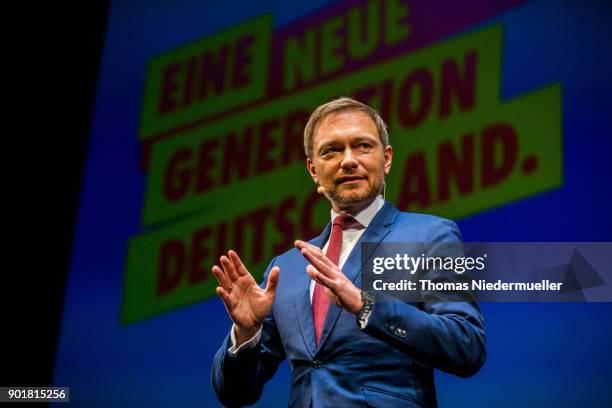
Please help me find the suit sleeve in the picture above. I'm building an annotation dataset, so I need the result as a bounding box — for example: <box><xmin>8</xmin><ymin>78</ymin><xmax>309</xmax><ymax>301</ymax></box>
<box><xmin>361</xmin><ymin>219</ymin><xmax>487</xmax><ymax>378</ymax></box>
<box><xmin>211</xmin><ymin>258</ymin><xmax>286</xmax><ymax>407</ymax></box>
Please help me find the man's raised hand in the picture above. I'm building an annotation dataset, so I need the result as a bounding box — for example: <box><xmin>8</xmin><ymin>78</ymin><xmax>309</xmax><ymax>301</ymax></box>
<box><xmin>294</xmin><ymin>240</ymin><xmax>363</xmax><ymax>314</ymax></box>
<box><xmin>212</xmin><ymin>250</ymin><xmax>280</xmax><ymax>345</ymax></box>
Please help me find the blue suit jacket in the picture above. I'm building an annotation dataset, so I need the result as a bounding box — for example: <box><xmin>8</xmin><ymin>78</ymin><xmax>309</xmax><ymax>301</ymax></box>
<box><xmin>212</xmin><ymin>202</ymin><xmax>486</xmax><ymax>407</ymax></box>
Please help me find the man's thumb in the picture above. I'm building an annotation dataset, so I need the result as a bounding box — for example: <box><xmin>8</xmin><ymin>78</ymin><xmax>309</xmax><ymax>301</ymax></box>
<box><xmin>264</xmin><ymin>266</ymin><xmax>280</xmax><ymax>295</ymax></box>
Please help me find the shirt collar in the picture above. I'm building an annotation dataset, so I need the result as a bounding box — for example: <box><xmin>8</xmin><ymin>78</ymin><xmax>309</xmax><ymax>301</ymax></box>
<box><xmin>330</xmin><ymin>195</ymin><xmax>385</xmax><ymax>228</ymax></box>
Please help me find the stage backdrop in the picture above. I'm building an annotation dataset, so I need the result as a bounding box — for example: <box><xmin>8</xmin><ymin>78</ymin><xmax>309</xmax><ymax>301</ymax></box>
<box><xmin>53</xmin><ymin>0</ymin><xmax>612</xmax><ymax>406</ymax></box>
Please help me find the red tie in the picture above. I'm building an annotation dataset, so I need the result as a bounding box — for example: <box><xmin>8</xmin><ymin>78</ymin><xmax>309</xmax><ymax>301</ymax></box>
<box><xmin>312</xmin><ymin>215</ymin><xmax>352</xmax><ymax>345</ymax></box>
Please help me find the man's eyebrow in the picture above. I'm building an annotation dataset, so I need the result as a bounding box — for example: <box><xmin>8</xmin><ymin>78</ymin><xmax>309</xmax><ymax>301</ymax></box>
<box><xmin>316</xmin><ymin>141</ymin><xmax>337</xmax><ymax>153</ymax></box>
<box><xmin>353</xmin><ymin>134</ymin><xmax>379</xmax><ymax>141</ymax></box>
<box><xmin>316</xmin><ymin>134</ymin><xmax>379</xmax><ymax>150</ymax></box>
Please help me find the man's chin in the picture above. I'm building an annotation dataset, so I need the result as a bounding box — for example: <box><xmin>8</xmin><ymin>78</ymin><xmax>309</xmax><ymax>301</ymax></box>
<box><xmin>330</xmin><ymin>188</ymin><xmax>377</xmax><ymax>209</ymax></box>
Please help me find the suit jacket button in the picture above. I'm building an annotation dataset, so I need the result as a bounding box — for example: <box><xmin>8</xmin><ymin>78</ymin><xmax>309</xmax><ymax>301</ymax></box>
<box><xmin>313</xmin><ymin>359</ymin><xmax>321</xmax><ymax>368</ymax></box>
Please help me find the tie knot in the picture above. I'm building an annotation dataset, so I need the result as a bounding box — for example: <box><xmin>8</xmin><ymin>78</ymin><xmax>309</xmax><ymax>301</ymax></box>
<box><xmin>333</xmin><ymin>214</ymin><xmax>355</xmax><ymax>229</ymax></box>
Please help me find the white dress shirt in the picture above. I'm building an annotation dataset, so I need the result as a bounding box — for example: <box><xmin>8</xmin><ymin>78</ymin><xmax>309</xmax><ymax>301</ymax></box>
<box><xmin>228</xmin><ymin>195</ymin><xmax>385</xmax><ymax>356</ymax></box>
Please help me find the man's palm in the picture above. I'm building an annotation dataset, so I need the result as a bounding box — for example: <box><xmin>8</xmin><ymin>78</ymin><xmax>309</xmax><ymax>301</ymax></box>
<box><xmin>228</xmin><ymin>272</ymin><xmax>275</xmax><ymax>330</ymax></box>
<box><xmin>212</xmin><ymin>250</ymin><xmax>280</xmax><ymax>332</ymax></box>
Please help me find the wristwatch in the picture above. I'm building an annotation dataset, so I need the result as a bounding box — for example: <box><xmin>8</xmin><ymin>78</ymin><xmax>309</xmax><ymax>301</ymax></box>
<box><xmin>357</xmin><ymin>290</ymin><xmax>375</xmax><ymax>329</ymax></box>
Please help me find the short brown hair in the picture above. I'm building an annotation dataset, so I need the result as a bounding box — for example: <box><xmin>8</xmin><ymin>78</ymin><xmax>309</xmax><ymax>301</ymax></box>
<box><xmin>303</xmin><ymin>96</ymin><xmax>389</xmax><ymax>159</ymax></box>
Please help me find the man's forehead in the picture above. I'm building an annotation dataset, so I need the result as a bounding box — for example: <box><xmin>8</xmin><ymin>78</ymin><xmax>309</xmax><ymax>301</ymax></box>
<box><xmin>313</xmin><ymin>109</ymin><xmax>378</xmax><ymax>143</ymax></box>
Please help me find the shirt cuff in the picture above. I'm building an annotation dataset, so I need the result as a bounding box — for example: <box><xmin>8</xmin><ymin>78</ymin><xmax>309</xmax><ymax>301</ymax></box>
<box><xmin>228</xmin><ymin>324</ymin><xmax>262</xmax><ymax>357</ymax></box>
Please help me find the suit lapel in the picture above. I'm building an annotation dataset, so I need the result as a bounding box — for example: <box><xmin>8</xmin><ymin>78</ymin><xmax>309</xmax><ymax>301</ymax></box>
<box><xmin>317</xmin><ymin>202</ymin><xmax>400</xmax><ymax>352</ymax></box>
<box><xmin>294</xmin><ymin>221</ymin><xmax>331</xmax><ymax>358</ymax></box>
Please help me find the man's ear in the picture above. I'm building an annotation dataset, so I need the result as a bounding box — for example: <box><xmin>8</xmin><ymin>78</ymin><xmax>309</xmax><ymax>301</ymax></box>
<box><xmin>383</xmin><ymin>145</ymin><xmax>393</xmax><ymax>176</ymax></box>
<box><xmin>306</xmin><ymin>158</ymin><xmax>318</xmax><ymax>184</ymax></box>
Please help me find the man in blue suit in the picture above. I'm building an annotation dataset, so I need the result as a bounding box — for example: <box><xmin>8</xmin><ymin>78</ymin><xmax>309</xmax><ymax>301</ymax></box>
<box><xmin>211</xmin><ymin>97</ymin><xmax>486</xmax><ymax>407</ymax></box>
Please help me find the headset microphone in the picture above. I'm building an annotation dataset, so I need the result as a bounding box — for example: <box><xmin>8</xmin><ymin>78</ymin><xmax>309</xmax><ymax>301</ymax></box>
<box><xmin>317</xmin><ymin>185</ymin><xmax>326</xmax><ymax>194</ymax></box>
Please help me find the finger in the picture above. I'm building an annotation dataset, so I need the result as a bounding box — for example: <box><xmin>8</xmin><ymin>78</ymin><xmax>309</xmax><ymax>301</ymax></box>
<box><xmin>211</xmin><ymin>265</ymin><xmax>232</xmax><ymax>290</ymax></box>
<box><xmin>301</xmin><ymin>247</ymin><xmax>337</xmax><ymax>278</ymax></box>
<box><xmin>295</xmin><ymin>240</ymin><xmax>323</xmax><ymax>254</ymax></box>
<box><xmin>215</xmin><ymin>286</ymin><xmax>236</xmax><ymax>311</ymax></box>
<box><xmin>228</xmin><ymin>250</ymin><xmax>249</xmax><ymax>277</ymax></box>
<box><xmin>298</xmin><ymin>244</ymin><xmax>324</xmax><ymax>263</ymax></box>
<box><xmin>297</xmin><ymin>243</ymin><xmax>331</xmax><ymax>265</ymax></box>
<box><xmin>324</xmin><ymin>287</ymin><xmax>341</xmax><ymax>307</ymax></box>
<box><xmin>305</xmin><ymin>264</ymin><xmax>320</xmax><ymax>282</ymax></box>
<box><xmin>295</xmin><ymin>241</ymin><xmax>335</xmax><ymax>272</ymax></box>
<box><xmin>306</xmin><ymin>264</ymin><xmax>335</xmax><ymax>289</ymax></box>
<box><xmin>220</xmin><ymin>255</ymin><xmax>238</xmax><ymax>281</ymax></box>
<box><xmin>264</xmin><ymin>266</ymin><xmax>280</xmax><ymax>296</ymax></box>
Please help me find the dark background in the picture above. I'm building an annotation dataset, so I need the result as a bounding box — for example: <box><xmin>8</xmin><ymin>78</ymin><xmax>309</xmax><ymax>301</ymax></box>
<box><xmin>6</xmin><ymin>2</ymin><xmax>110</xmax><ymax>388</ymax></box>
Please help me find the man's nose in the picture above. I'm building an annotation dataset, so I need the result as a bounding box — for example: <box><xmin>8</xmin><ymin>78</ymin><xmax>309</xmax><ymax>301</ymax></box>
<box><xmin>340</xmin><ymin>149</ymin><xmax>358</xmax><ymax>170</ymax></box>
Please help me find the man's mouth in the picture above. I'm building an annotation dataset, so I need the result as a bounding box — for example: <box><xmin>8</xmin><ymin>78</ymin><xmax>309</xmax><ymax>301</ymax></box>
<box><xmin>336</xmin><ymin>176</ymin><xmax>365</xmax><ymax>185</ymax></box>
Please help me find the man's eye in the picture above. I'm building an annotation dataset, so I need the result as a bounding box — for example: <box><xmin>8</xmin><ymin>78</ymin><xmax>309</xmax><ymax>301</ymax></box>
<box><xmin>358</xmin><ymin>143</ymin><xmax>372</xmax><ymax>149</ymax></box>
<box><xmin>322</xmin><ymin>147</ymin><xmax>340</xmax><ymax>155</ymax></box>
